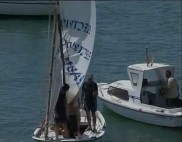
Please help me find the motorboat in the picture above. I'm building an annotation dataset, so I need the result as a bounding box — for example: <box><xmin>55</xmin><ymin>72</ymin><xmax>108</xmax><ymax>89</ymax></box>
<box><xmin>98</xmin><ymin>60</ymin><xmax>182</xmax><ymax>127</ymax></box>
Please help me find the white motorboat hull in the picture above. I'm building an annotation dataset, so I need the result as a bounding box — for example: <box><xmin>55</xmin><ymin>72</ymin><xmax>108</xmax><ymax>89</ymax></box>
<box><xmin>0</xmin><ymin>1</ymin><xmax>55</xmax><ymax>15</ymax></box>
<box><xmin>98</xmin><ymin>83</ymin><xmax>182</xmax><ymax>127</ymax></box>
<box><xmin>32</xmin><ymin>110</ymin><xmax>106</xmax><ymax>142</ymax></box>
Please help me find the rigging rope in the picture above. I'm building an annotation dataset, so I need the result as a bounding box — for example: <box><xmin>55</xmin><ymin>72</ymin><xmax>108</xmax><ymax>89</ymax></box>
<box><xmin>39</xmin><ymin>0</ymin><xmax>54</xmax><ymax>124</ymax></box>
<box><xmin>97</xmin><ymin>5</ymin><xmax>124</xmax><ymax>16</ymax></box>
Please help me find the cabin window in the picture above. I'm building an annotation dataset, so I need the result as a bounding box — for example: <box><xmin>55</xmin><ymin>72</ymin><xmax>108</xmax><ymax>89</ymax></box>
<box><xmin>107</xmin><ymin>86</ymin><xmax>129</xmax><ymax>101</ymax></box>
<box><xmin>131</xmin><ymin>72</ymin><xmax>139</xmax><ymax>86</ymax></box>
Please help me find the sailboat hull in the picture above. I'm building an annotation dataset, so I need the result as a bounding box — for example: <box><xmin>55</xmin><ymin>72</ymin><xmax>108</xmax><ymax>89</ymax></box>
<box><xmin>32</xmin><ymin>110</ymin><xmax>106</xmax><ymax>142</ymax></box>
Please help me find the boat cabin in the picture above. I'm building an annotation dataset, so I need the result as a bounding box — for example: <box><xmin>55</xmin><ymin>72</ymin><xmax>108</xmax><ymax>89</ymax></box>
<box><xmin>127</xmin><ymin>63</ymin><xmax>174</xmax><ymax>107</ymax></box>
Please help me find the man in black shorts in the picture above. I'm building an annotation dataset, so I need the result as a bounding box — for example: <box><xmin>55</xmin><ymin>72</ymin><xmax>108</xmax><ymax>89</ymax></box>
<box><xmin>54</xmin><ymin>84</ymin><xmax>70</xmax><ymax>138</ymax></box>
<box><xmin>81</xmin><ymin>75</ymin><xmax>98</xmax><ymax>132</ymax></box>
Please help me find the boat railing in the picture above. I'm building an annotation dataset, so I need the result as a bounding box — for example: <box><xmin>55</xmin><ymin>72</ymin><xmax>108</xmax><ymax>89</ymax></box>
<box><xmin>166</xmin><ymin>107</ymin><xmax>182</xmax><ymax>113</ymax></box>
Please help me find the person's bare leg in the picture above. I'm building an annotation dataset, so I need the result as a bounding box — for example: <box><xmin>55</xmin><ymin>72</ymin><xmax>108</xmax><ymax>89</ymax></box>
<box><xmin>55</xmin><ymin>124</ymin><xmax>60</xmax><ymax>139</ymax></box>
<box><xmin>61</xmin><ymin>123</ymin><xmax>69</xmax><ymax>138</ymax></box>
<box><xmin>92</xmin><ymin>112</ymin><xmax>96</xmax><ymax>131</ymax></box>
<box><xmin>84</xmin><ymin>104</ymin><xmax>91</xmax><ymax>130</ymax></box>
<box><xmin>86</xmin><ymin>111</ymin><xmax>91</xmax><ymax>129</ymax></box>
<box><xmin>76</xmin><ymin>107</ymin><xmax>81</xmax><ymax>136</ymax></box>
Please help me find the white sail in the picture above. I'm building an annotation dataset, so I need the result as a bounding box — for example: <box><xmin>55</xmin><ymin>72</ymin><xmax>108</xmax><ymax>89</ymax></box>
<box><xmin>60</xmin><ymin>1</ymin><xmax>96</xmax><ymax>103</ymax></box>
<box><xmin>48</xmin><ymin>1</ymin><xmax>96</xmax><ymax>123</ymax></box>
<box><xmin>49</xmin><ymin>15</ymin><xmax>63</xmax><ymax>123</ymax></box>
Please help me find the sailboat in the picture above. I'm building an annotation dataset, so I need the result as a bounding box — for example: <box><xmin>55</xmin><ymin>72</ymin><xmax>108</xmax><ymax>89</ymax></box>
<box><xmin>32</xmin><ymin>1</ymin><xmax>106</xmax><ymax>141</ymax></box>
<box><xmin>98</xmin><ymin>49</ymin><xmax>182</xmax><ymax>127</ymax></box>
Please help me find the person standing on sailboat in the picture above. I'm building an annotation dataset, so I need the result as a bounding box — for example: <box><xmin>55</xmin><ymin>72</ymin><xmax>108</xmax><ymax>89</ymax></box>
<box><xmin>54</xmin><ymin>84</ymin><xmax>70</xmax><ymax>138</ymax></box>
<box><xmin>68</xmin><ymin>95</ymin><xmax>80</xmax><ymax>138</ymax></box>
<box><xmin>81</xmin><ymin>75</ymin><xmax>98</xmax><ymax>132</ymax></box>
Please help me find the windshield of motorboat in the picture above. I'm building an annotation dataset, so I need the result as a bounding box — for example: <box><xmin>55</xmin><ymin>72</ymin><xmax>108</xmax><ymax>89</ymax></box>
<box><xmin>107</xmin><ymin>86</ymin><xmax>129</xmax><ymax>101</ymax></box>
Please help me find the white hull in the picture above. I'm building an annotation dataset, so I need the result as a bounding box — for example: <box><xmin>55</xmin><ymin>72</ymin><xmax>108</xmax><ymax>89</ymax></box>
<box><xmin>98</xmin><ymin>83</ymin><xmax>182</xmax><ymax>127</ymax></box>
<box><xmin>0</xmin><ymin>1</ymin><xmax>55</xmax><ymax>15</ymax></box>
<box><xmin>32</xmin><ymin>110</ymin><xmax>106</xmax><ymax>142</ymax></box>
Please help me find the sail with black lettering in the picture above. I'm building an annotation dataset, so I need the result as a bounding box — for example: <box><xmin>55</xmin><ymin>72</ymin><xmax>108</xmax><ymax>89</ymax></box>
<box><xmin>48</xmin><ymin>0</ymin><xmax>96</xmax><ymax>123</ymax></box>
<box><xmin>60</xmin><ymin>1</ymin><xmax>96</xmax><ymax>104</ymax></box>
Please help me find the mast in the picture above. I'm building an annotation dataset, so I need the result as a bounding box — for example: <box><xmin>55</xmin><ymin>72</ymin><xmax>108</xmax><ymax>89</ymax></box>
<box><xmin>44</xmin><ymin>7</ymin><xmax>58</xmax><ymax>140</ymax></box>
<box><xmin>57</xmin><ymin>10</ymin><xmax>66</xmax><ymax>85</ymax></box>
<box><xmin>44</xmin><ymin>1</ymin><xmax>66</xmax><ymax>139</ymax></box>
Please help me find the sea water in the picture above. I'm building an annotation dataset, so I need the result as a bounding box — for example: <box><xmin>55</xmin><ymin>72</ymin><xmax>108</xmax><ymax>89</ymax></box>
<box><xmin>0</xmin><ymin>1</ymin><xmax>181</xmax><ymax>142</ymax></box>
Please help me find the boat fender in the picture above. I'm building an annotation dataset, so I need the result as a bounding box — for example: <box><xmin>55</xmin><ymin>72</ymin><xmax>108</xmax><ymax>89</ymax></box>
<box><xmin>156</xmin><ymin>109</ymin><xmax>164</xmax><ymax>113</ymax></box>
<box><xmin>33</xmin><ymin>128</ymin><xmax>41</xmax><ymax>136</ymax></box>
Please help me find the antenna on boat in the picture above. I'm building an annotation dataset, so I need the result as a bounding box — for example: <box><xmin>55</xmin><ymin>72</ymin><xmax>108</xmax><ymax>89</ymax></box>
<box><xmin>150</xmin><ymin>49</ymin><xmax>156</xmax><ymax>66</ymax></box>
<box><xmin>145</xmin><ymin>48</ymin><xmax>149</xmax><ymax>67</ymax></box>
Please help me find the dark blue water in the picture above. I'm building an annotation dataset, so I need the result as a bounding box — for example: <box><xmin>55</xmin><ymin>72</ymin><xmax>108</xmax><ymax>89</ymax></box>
<box><xmin>0</xmin><ymin>1</ymin><xmax>181</xmax><ymax>142</ymax></box>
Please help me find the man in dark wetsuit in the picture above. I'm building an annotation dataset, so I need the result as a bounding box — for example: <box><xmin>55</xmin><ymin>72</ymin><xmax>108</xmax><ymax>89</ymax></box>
<box><xmin>54</xmin><ymin>84</ymin><xmax>70</xmax><ymax>138</ymax></box>
<box><xmin>81</xmin><ymin>75</ymin><xmax>98</xmax><ymax>132</ymax></box>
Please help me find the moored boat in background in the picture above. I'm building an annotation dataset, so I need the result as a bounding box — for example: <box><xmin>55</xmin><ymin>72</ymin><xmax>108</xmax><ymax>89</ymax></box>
<box><xmin>0</xmin><ymin>1</ymin><xmax>55</xmax><ymax>15</ymax></box>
